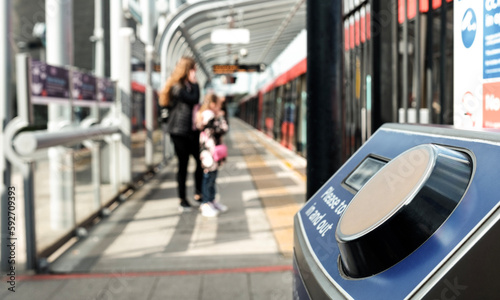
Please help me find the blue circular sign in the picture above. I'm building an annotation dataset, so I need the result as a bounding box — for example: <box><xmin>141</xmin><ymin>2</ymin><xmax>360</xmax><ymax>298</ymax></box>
<box><xmin>461</xmin><ymin>8</ymin><xmax>477</xmax><ymax>48</ymax></box>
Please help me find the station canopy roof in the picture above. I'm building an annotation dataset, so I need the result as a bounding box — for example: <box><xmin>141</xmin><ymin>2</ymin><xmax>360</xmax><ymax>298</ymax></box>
<box><xmin>155</xmin><ymin>0</ymin><xmax>306</xmax><ymax>86</ymax></box>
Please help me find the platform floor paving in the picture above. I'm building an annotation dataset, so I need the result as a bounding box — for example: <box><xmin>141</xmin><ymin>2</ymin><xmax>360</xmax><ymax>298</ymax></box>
<box><xmin>1</xmin><ymin>119</ymin><xmax>307</xmax><ymax>300</ymax></box>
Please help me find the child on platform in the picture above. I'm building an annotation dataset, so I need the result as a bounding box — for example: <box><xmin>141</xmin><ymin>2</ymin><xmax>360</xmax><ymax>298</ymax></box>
<box><xmin>196</xmin><ymin>93</ymin><xmax>229</xmax><ymax>217</ymax></box>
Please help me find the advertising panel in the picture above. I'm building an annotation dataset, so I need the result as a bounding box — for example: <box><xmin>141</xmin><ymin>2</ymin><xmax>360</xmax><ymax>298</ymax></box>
<box><xmin>97</xmin><ymin>77</ymin><xmax>116</xmax><ymax>106</ymax></box>
<box><xmin>30</xmin><ymin>59</ymin><xmax>115</xmax><ymax>107</ymax></box>
<box><xmin>483</xmin><ymin>0</ymin><xmax>500</xmax><ymax>127</ymax></box>
<box><xmin>31</xmin><ymin>60</ymin><xmax>70</xmax><ymax>104</ymax></box>
<box><xmin>72</xmin><ymin>70</ymin><xmax>97</xmax><ymax>106</ymax></box>
<box><xmin>454</xmin><ymin>0</ymin><xmax>500</xmax><ymax>128</ymax></box>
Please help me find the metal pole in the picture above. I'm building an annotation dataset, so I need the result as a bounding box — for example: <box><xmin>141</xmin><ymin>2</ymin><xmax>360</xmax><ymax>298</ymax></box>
<box><xmin>157</xmin><ymin>0</ymin><xmax>169</xmax><ymax>33</ymax></box>
<box><xmin>402</xmin><ymin>0</ymin><xmax>409</xmax><ymax>123</ymax></box>
<box><xmin>143</xmin><ymin>0</ymin><xmax>155</xmax><ymax>168</ymax></box>
<box><xmin>92</xmin><ymin>0</ymin><xmax>104</xmax><ymax>121</ymax></box>
<box><xmin>343</xmin><ymin>19</ymin><xmax>350</xmax><ymax>162</ymax></box>
<box><xmin>426</xmin><ymin>0</ymin><xmax>433</xmax><ymax>123</ymax></box>
<box><xmin>22</xmin><ymin>163</ymin><xmax>37</xmax><ymax>270</ymax></box>
<box><xmin>440</xmin><ymin>0</ymin><xmax>446</xmax><ymax>124</ymax></box>
<box><xmin>91</xmin><ymin>141</ymin><xmax>102</xmax><ymax>208</ymax></box>
<box><xmin>145</xmin><ymin>45</ymin><xmax>154</xmax><ymax>168</ymax></box>
<box><xmin>91</xmin><ymin>0</ymin><xmax>105</xmax><ymax>209</ymax></box>
<box><xmin>45</xmin><ymin>0</ymin><xmax>75</xmax><ymax>230</ymax></box>
<box><xmin>306</xmin><ymin>0</ymin><xmax>343</xmax><ymax>199</ymax></box>
<box><xmin>118</xmin><ymin>28</ymin><xmax>134</xmax><ymax>185</ymax></box>
<box><xmin>366</xmin><ymin>3</ymin><xmax>372</xmax><ymax>138</ymax></box>
<box><xmin>169</xmin><ymin>0</ymin><xmax>179</xmax><ymax>14</ymax></box>
<box><xmin>94</xmin><ymin>0</ymin><xmax>105</xmax><ymax>78</ymax></box>
<box><xmin>141</xmin><ymin>0</ymin><xmax>154</xmax><ymax>44</ymax></box>
<box><xmin>0</xmin><ymin>0</ymin><xmax>12</xmax><ymax>273</ymax></box>
<box><xmin>15</xmin><ymin>53</ymin><xmax>37</xmax><ymax>271</ymax></box>
<box><xmin>111</xmin><ymin>0</ymin><xmax>124</xmax><ymax>81</ymax></box>
<box><xmin>415</xmin><ymin>0</ymin><xmax>421</xmax><ymax>123</ymax></box>
<box><xmin>392</xmin><ymin>0</ymin><xmax>399</xmax><ymax>122</ymax></box>
<box><xmin>361</xmin><ymin>7</ymin><xmax>367</xmax><ymax>145</ymax></box>
<box><xmin>109</xmin><ymin>0</ymin><xmax>124</xmax><ymax>190</ymax></box>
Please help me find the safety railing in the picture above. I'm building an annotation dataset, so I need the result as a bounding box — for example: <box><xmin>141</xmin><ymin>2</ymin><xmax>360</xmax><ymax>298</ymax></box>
<box><xmin>2</xmin><ymin>29</ymin><xmax>167</xmax><ymax>273</ymax></box>
<box><xmin>13</xmin><ymin>126</ymin><xmax>121</xmax><ymax>156</ymax></box>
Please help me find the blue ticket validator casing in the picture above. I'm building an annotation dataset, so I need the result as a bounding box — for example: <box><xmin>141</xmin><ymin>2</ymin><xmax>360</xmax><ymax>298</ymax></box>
<box><xmin>293</xmin><ymin>123</ymin><xmax>500</xmax><ymax>299</ymax></box>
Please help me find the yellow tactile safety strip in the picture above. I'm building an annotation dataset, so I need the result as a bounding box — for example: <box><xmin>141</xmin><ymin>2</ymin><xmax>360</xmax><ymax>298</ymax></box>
<box><xmin>248</xmin><ymin>130</ymin><xmax>307</xmax><ymax>182</ymax></box>
<box><xmin>232</xmin><ymin>127</ymin><xmax>305</xmax><ymax>259</ymax></box>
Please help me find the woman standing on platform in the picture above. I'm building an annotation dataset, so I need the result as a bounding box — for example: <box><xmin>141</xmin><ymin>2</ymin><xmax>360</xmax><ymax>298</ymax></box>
<box><xmin>159</xmin><ymin>56</ymin><xmax>203</xmax><ymax>211</ymax></box>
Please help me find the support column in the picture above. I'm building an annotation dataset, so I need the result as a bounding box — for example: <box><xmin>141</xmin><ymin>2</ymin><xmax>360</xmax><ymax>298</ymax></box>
<box><xmin>306</xmin><ymin>0</ymin><xmax>343</xmax><ymax>199</ymax></box>
<box><xmin>14</xmin><ymin>54</ymin><xmax>38</xmax><ymax>271</ymax></box>
<box><xmin>110</xmin><ymin>0</ymin><xmax>124</xmax><ymax>81</ymax></box>
<box><xmin>145</xmin><ymin>45</ymin><xmax>155</xmax><ymax>168</ymax></box>
<box><xmin>118</xmin><ymin>28</ymin><xmax>134</xmax><ymax>185</ymax></box>
<box><xmin>94</xmin><ymin>0</ymin><xmax>105</xmax><ymax>79</ymax></box>
<box><xmin>46</xmin><ymin>0</ymin><xmax>75</xmax><ymax>229</ymax></box>
<box><xmin>142</xmin><ymin>0</ymin><xmax>155</xmax><ymax>168</ymax></box>
<box><xmin>157</xmin><ymin>0</ymin><xmax>169</xmax><ymax>33</ymax></box>
<box><xmin>89</xmin><ymin>0</ymin><xmax>106</xmax><ymax>207</ymax></box>
<box><xmin>108</xmin><ymin>0</ymin><xmax>125</xmax><ymax>191</ymax></box>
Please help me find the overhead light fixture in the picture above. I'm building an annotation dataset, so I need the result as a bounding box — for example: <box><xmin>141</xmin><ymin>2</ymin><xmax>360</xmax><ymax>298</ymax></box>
<box><xmin>211</xmin><ymin>29</ymin><xmax>250</xmax><ymax>44</ymax></box>
<box><xmin>239</xmin><ymin>48</ymin><xmax>248</xmax><ymax>57</ymax></box>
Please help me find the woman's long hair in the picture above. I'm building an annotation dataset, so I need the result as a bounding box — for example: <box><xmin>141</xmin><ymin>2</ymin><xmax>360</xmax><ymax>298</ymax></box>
<box><xmin>159</xmin><ymin>56</ymin><xmax>196</xmax><ymax>107</ymax></box>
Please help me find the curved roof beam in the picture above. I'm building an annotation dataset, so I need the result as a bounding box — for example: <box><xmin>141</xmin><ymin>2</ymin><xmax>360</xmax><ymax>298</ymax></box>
<box><xmin>155</xmin><ymin>0</ymin><xmax>306</xmax><ymax>83</ymax></box>
<box><xmin>258</xmin><ymin>0</ymin><xmax>305</xmax><ymax>62</ymax></box>
<box><xmin>155</xmin><ymin>0</ymin><xmax>265</xmax><ymax>82</ymax></box>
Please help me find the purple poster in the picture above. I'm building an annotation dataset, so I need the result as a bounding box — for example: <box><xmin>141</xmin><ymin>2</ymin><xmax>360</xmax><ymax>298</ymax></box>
<box><xmin>72</xmin><ymin>70</ymin><xmax>97</xmax><ymax>105</ymax></box>
<box><xmin>31</xmin><ymin>60</ymin><xmax>70</xmax><ymax>104</ymax></box>
<box><xmin>97</xmin><ymin>77</ymin><xmax>116</xmax><ymax>105</ymax></box>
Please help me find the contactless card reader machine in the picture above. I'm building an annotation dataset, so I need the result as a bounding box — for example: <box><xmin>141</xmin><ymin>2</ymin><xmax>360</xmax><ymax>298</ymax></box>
<box><xmin>293</xmin><ymin>124</ymin><xmax>500</xmax><ymax>299</ymax></box>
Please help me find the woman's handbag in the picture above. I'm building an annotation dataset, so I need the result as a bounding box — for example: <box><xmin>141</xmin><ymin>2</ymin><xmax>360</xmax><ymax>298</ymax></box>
<box><xmin>213</xmin><ymin>144</ymin><xmax>228</xmax><ymax>162</ymax></box>
<box><xmin>192</xmin><ymin>104</ymin><xmax>201</xmax><ymax>131</ymax></box>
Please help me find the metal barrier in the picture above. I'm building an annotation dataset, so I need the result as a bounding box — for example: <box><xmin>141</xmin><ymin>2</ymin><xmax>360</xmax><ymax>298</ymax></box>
<box><xmin>5</xmin><ymin>123</ymin><xmax>121</xmax><ymax>272</ymax></box>
<box><xmin>1</xmin><ymin>42</ymin><xmax>143</xmax><ymax>272</ymax></box>
<box><xmin>0</xmin><ymin>1</ymin><xmax>170</xmax><ymax>274</ymax></box>
<box><xmin>13</xmin><ymin>126</ymin><xmax>120</xmax><ymax>156</ymax></box>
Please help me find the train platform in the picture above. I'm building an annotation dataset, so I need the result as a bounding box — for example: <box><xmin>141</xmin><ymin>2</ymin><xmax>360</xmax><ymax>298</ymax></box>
<box><xmin>1</xmin><ymin>118</ymin><xmax>307</xmax><ymax>300</ymax></box>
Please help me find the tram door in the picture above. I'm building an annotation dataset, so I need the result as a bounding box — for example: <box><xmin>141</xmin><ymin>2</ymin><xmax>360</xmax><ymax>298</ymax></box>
<box><xmin>281</xmin><ymin>81</ymin><xmax>297</xmax><ymax>151</ymax></box>
<box><xmin>263</xmin><ymin>91</ymin><xmax>275</xmax><ymax>138</ymax></box>
<box><xmin>274</xmin><ymin>86</ymin><xmax>284</xmax><ymax>142</ymax></box>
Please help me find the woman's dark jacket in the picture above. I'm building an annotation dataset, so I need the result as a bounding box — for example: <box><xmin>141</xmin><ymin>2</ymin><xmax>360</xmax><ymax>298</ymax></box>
<box><xmin>165</xmin><ymin>82</ymin><xmax>200</xmax><ymax>136</ymax></box>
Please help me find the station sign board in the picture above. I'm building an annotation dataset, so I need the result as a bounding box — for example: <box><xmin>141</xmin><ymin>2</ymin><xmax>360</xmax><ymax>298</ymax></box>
<box><xmin>212</xmin><ymin>64</ymin><xmax>264</xmax><ymax>74</ymax></box>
